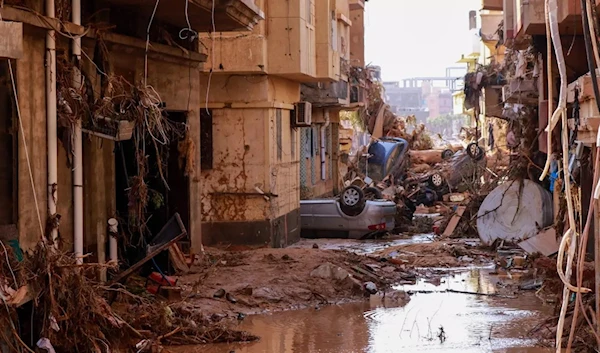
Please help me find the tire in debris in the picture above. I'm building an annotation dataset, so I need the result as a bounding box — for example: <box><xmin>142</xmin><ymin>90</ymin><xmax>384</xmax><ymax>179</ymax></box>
<box><xmin>476</xmin><ymin>179</ymin><xmax>553</xmax><ymax>245</ymax></box>
<box><xmin>363</xmin><ymin>187</ymin><xmax>383</xmax><ymax>200</ymax></box>
<box><xmin>441</xmin><ymin>149</ymin><xmax>454</xmax><ymax>160</ymax></box>
<box><xmin>466</xmin><ymin>142</ymin><xmax>484</xmax><ymax>161</ymax></box>
<box><xmin>428</xmin><ymin>173</ymin><xmax>444</xmax><ymax>189</ymax></box>
<box><xmin>340</xmin><ymin>185</ymin><xmax>366</xmax><ymax>216</ymax></box>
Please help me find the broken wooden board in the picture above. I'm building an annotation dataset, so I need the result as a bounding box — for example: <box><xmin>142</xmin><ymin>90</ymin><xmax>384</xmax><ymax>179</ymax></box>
<box><xmin>442</xmin><ymin>206</ymin><xmax>467</xmax><ymax>237</ymax></box>
<box><xmin>168</xmin><ymin>243</ymin><xmax>190</xmax><ymax>274</ymax></box>
<box><xmin>518</xmin><ymin>227</ymin><xmax>560</xmax><ymax>256</ymax></box>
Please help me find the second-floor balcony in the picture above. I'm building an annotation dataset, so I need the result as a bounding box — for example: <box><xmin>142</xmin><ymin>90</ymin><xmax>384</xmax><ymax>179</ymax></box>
<box><xmin>103</xmin><ymin>0</ymin><xmax>264</xmax><ymax>32</ymax></box>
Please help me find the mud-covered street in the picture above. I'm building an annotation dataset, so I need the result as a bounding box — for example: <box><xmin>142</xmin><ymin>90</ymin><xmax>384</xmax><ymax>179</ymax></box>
<box><xmin>164</xmin><ymin>235</ymin><xmax>557</xmax><ymax>353</ymax></box>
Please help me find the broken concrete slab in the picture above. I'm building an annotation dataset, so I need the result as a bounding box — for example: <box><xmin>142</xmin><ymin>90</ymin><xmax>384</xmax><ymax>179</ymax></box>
<box><xmin>518</xmin><ymin>227</ymin><xmax>559</xmax><ymax>256</ymax></box>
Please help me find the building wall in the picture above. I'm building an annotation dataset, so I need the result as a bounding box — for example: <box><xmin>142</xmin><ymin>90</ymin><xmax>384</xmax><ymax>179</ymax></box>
<box><xmin>200</xmin><ymin>75</ymin><xmax>301</xmax><ymax>247</ymax></box>
<box><xmin>14</xmin><ymin>25</ymin><xmax>203</xmax><ymax>253</ymax></box>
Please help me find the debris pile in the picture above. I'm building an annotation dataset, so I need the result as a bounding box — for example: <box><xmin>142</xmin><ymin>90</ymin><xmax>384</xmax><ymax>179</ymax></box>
<box><xmin>0</xmin><ymin>243</ymin><xmax>256</xmax><ymax>352</ymax></box>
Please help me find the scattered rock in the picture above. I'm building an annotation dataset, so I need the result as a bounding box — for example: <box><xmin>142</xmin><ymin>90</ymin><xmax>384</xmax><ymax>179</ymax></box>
<box><xmin>312</xmin><ymin>243</ymin><xmax>319</xmax><ymax>249</ymax></box>
<box><xmin>310</xmin><ymin>263</ymin><xmax>351</xmax><ymax>281</ymax></box>
<box><xmin>236</xmin><ymin>313</ymin><xmax>246</xmax><ymax>321</ymax></box>
<box><xmin>263</xmin><ymin>254</ymin><xmax>277</xmax><ymax>262</ymax></box>
<box><xmin>253</xmin><ymin>287</ymin><xmax>283</xmax><ymax>302</ymax></box>
<box><xmin>210</xmin><ymin>313</ymin><xmax>226</xmax><ymax>322</ymax></box>
<box><xmin>213</xmin><ymin>288</ymin><xmax>226</xmax><ymax>298</ymax></box>
<box><xmin>459</xmin><ymin>256</ymin><xmax>474</xmax><ymax>263</ymax></box>
<box><xmin>364</xmin><ymin>282</ymin><xmax>378</xmax><ymax>294</ymax></box>
<box><xmin>226</xmin><ymin>293</ymin><xmax>237</xmax><ymax>304</ymax></box>
<box><xmin>281</xmin><ymin>254</ymin><xmax>292</xmax><ymax>261</ymax></box>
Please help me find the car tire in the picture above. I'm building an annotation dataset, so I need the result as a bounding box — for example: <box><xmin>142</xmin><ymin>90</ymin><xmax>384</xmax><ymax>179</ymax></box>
<box><xmin>363</xmin><ymin>187</ymin><xmax>383</xmax><ymax>200</ymax></box>
<box><xmin>466</xmin><ymin>142</ymin><xmax>484</xmax><ymax>161</ymax></box>
<box><xmin>428</xmin><ymin>173</ymin><xmax>445</xmax><ymax>189</ymax></box>
<box><xmin>441</xmin><ymin>149</ymin><xmax>454</xmax><ymax>160</ymax></box>
<box><xmin>340</xmin><ymin>186</ymin><xmax>366</xmax><ymax>216</ymax></box>
<box><xmin>340</xmin><ymin>185</ymin><xmax>364</xmax><ymax>208</ymax></box>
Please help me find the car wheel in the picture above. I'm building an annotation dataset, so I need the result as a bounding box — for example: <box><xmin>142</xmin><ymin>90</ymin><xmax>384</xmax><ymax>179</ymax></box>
<box><xmin>363</xmin><ymin>187</ymin><xmax>383</xmax><ymax>200</ymax></box>
<box><xmin>429</xmin><ymin>173</ymin><xmax>444</xmax><ymax>189</ymax></box>
<box><xmin>466</xmin><ymin>142</ymin><xmax>484</xmax><ymax>161</ymax></box>
<box><xmin>441</xmin><ymin>149</ymin><xmax>454</xmax><ymax>160</ymax></box>
<box><xmin>340</xmin><ymin>185</ymin><xmax>364</xmax><ymax>208</ymax></box>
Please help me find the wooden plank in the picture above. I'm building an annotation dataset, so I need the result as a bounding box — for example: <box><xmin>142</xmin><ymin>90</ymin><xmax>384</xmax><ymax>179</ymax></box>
<box><xmin>351</xmin><ymin>265</ymin><xmax>382</xmax><ymax>281</ymax></box>
<box><xmin>0</xmin><ymin>21</ymin><xmax>23</xmax><ymax>59</ymax></box>
<box><xmin>442</xmin><ymin>206</ymin><xmax>467</xmax><ymax>237</ymax></box>
<box><xmin>168</xmin><ymin>243</ymin><xmax>190</xmax><ymax>274</ymax></box>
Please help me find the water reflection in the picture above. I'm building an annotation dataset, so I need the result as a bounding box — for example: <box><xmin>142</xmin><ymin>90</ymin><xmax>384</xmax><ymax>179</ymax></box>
<box><xmin>175</xmin><ymin>270</ymin><xmax>551</xmax><ymax>353</ymax></box>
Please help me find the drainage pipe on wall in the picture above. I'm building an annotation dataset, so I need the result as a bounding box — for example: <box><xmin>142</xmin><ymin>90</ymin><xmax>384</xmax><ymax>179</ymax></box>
<box><xmin>72</xmin><ymin>0</ymin><xmax>84</xmax><ymax>265</ymax></box>
<box><xmin>46</xmin><ymin>0</ymin><xmax>58</xmax><ymax>246</ymax></box>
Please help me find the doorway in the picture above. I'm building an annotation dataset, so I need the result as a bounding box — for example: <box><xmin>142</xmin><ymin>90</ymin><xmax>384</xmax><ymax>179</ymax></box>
<box><xmin>0</xmin><ymin>61</ymin><xmax>17</xmax><ymax>239</ymax></box>
<box><xmin>114</xmin><ymin>111</ymin><xmax>190</xmax><ymax>270</ymax></box>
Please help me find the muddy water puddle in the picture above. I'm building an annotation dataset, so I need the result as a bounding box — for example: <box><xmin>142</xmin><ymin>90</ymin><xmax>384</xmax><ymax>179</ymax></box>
<box><xmin>290</xmin><ymin>234</ymin><xmax>436</xmax><ymax>255</ymax></box>
<box><xmin>176</xmin><ymin>269</ymin><xmax>551</xmax><ymax>353</ymax></box>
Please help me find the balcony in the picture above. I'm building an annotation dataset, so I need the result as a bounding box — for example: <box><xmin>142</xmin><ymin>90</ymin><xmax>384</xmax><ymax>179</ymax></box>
<box><xmin>482</xmin><ymin>0</ymin><xmax>503</xmax><ymax>11</ymax></box>
<box><xmin>300</xmin><ymin>80</ymin><xmax>350</xmax><ymax>107</ymax></box>
<box><xmin>101</xmin><ymin>0</ymin><xmax>264</xmax><ymax>32</ymax></box>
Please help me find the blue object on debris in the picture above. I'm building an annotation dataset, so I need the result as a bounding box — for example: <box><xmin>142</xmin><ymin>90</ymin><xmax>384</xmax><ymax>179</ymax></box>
<box><xmin>7</xmin><ymin>239</ymin><xmax>23</xmax><ymax>262</ymax></box>
<box><xmin>549</xmin><ymin>160</ymin><xmax>558</xmax><ymax>192</ymax></box>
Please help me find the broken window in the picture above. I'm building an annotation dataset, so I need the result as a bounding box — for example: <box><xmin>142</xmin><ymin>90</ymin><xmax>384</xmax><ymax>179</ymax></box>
<box><xmin>276</xmin><ymin>109</ymin><xmax>282</xmax><ymax>161</ymax></box>
<box><xmin>200</xmin><ymin>110</ymin><xmax>213</xmax><ymax>171</ymax></box>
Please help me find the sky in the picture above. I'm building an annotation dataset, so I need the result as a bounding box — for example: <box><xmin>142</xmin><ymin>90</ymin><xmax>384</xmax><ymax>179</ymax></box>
<box><xmin>365</xmin><ymin>0</ymin><xmax>480</xmax><ymax>82</ymax></box>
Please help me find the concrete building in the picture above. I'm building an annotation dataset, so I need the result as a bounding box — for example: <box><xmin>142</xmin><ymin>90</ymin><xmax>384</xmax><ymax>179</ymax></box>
<box><xmin>198</xmin><ymin>0</ymin><xmax>368</xmax><ymax>247</ymax></box>
<box><xmin>0</xmin><ymin>1</ymin><xmax>263</xmax><ymax>261</ymax></box>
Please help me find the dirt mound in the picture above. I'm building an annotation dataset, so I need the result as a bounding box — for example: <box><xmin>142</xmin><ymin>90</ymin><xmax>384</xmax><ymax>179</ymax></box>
<box><xmin>180</xmin><ymin>247</ymin><xmax>415</xmax><ymax>319</ymax></box>
<box><xmin>373</xmin><ymin>241</ymin><xmax>492</xmax><ymax>268</ymax></box>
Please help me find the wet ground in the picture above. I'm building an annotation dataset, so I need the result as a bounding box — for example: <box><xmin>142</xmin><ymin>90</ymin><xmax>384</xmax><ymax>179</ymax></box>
<box><xmin>175</xmin><ymin>268</ymin><xmax>552</xmax><ymax>353</ymax></box>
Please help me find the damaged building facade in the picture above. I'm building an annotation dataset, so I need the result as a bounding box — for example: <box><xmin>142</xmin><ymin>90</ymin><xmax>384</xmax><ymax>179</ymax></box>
<box><xmin>0</xmin><ymin>1</ymin><xmax>264</xmax><ymax>264</ymax></box>
<box><xmin>198</xmin><ymin>0</ymin><xmax>369</xmax><ymax>247</ymax></box>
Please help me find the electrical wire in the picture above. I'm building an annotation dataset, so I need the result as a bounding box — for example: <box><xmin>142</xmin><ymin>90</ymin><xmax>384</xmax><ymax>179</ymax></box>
<box><xmin>567</xmin><ymin>0</ymin><xmax>600</xmax><ymax>350</ymax></box>
<box><xmin>144</xmin><ymin>0</ymin><xmax>161</xmax><ymax>87</ymax></box>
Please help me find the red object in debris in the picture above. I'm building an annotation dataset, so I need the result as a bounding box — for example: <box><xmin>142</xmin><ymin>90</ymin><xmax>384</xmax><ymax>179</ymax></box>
<box><xmin>368</xmin><ymin>223</ymin><xmax>386</xmax><ymax>231</ymax></box>
<box><xmin>433</xmin><ymin>225</ymin><xmax>441</xmax><ymax>235</ymax></box>
<box><xmin>148</xmin><ymin>272</ymin><xmax>177</xmax><ymax>286</ymax></box>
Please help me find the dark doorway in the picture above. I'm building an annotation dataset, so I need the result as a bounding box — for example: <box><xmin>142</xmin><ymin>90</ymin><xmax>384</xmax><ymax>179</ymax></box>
<box><xmin>114</xmin><ymin>111</ymin><xmax>189</xmax><ymax>271</ymax></box>
<box><xmin>0</xmin><ymin>61</ymin><xmax>17</xmax><ymax>234</ymax></box>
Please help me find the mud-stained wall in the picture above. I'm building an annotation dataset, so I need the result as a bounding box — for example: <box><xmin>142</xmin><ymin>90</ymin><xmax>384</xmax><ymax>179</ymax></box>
<box><xmin>200</xmin><ymin>73</ymin><xmax>301</xmax><ymax>244</ymax></box>
<box><xmin>16</xmin><ymin>27</ymin><xmax>48</xmax><ymax>251</ymax></box>
<box><xmin>15</xmin><ymin>27</ymin><xmax>203</xmax><ymax>253</ymax></box>
<box><xmin>200</xmin><ymin>108</ymin><xmax>270</xmax><ymax>222</ymax></box>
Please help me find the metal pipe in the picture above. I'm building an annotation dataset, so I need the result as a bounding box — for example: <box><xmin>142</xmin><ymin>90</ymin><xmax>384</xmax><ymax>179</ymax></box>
<box><xmin>46</xmin><ymin>0</ymin><xmax>58</xmax><ymax>246</ymax></box>
<box><xmin>72</xmin><ymin>0</ymin><xmax>84</xmax><ymax>264</ymax></box>
<box><xmin>108</xmin><ymin>218</ymin><xmax>118</xmax><ymax>262</ymax></box>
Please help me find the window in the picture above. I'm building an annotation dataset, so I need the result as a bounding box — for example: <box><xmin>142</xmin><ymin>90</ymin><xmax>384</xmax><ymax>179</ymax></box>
<box><xmin>291</xmin><ymin>120</ymin><xmax>296</xmax><ymax>159</ymax></box>
<box><xmin>200</xmin><ymin>110</ymin><xmax>213</xmax><ymax>170</ymax></box>
<box><xmin>276</xmin><ymin>109</ymin><xmax>282</xmax><ymax>161</ymax></box>
<box><xmin>307</xmin><ymin>0</ymin><xmax>315</xmax><ymax>25</ymax></box>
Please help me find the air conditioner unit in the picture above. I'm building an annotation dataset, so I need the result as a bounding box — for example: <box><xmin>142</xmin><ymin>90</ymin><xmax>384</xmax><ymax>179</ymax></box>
<box><xmin>292</xmin><ymin>101</ymin><xmax>312</xmax><ymax>127</ymax></box>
